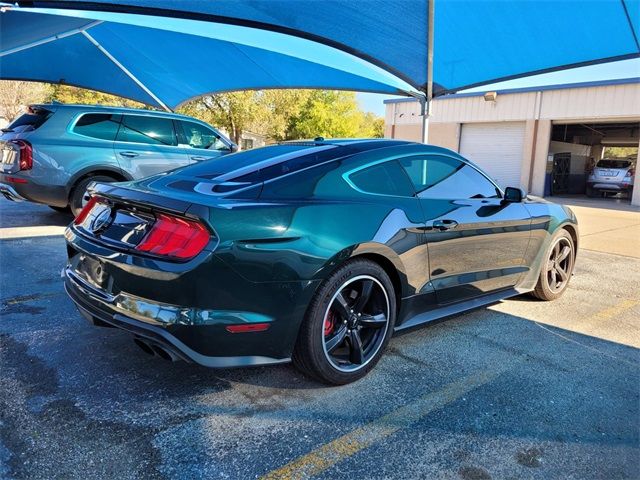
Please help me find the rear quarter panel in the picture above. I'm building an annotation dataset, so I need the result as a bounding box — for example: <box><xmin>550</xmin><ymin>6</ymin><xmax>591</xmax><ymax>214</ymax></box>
<box><xmin>208</xmin><ymin>158</ymin><xmax>429</xmax><ymax>298</ymax></box>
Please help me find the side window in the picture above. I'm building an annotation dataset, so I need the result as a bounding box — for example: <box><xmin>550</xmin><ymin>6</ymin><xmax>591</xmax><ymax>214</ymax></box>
<box><xmin>116</xmin><ymin>115</ymin><xmax>177</xmax><ymax>146</ymax></box>
<box><xmin>180</xmin><ymin>121</ymin><xmax>227</xmax><ymax>150</ymax></box>
<box><xmin>349</xmin><ymin>160</ymin><xmax>415</xmax><ymax>197</ymax></box>
<box><xmin>399</xmin><ymin>155</ymin><xmax>500</xmax><ymax>199</ymax></box>
<box><xmin>73</xmin><ymin>113</ymin><xmax>121</xmax><ymax>141</ymax></box>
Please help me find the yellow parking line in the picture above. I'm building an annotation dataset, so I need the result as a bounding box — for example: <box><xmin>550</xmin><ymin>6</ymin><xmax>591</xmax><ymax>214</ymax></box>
<box><xmin>260</xmin><ymin>367</ymin><xmax>505</xmax><ymax>480</ymax></box>
<box><xmin>586</xmin><ymin>299</ymin><xmax>640</xmax><ymax>324</ymax></box>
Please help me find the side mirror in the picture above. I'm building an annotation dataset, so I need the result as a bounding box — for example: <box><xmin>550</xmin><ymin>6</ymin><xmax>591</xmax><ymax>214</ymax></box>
<box><xmin>503</xmin><ymin>186</ymin><xmax>526</xmax><ymax>203</ymax></box>
<box><xmin>229</xmin><ymin>143</ymin><xmax>239</xmax><ymax>153</ymax></box>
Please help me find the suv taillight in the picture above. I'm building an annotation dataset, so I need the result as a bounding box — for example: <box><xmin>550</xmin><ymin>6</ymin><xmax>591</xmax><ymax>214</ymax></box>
<box><xmin>10</xmin><ymin>140</ymin><xmax>32</xmax><ymax>171</ymax></box>
<box><xmin>625</xmin><ymin>169</ymin><xmax>634</xmax><ymax>178</ymax></box>
<box><xmin>136</xmin><ymin>213</ymin><xmax>210</xmax><ymax>260</ymax></box>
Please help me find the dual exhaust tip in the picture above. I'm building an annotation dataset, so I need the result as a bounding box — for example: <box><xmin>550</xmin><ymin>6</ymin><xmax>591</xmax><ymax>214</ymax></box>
<box><xmin>133</xmin><ymin>337</ymin><xmax>180</xmax><ymax>362</ymax></box>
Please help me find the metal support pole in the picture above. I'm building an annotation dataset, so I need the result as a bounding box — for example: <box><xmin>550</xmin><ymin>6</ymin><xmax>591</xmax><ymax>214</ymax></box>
<box><xmin>422</xmin><ymin>0</ymin><xmax>435</xmax><ymax>144</ymax></box>
<box><xmin>420</xmin><ymin>96</ymin><xmax>429</xmax><ymax>144</ymax></box>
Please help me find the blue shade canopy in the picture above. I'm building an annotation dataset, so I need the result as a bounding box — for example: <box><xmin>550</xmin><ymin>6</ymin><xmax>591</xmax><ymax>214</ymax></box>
<box><xmin>1</xmin><ymin>0</ymin><xmax>639</xmax><ymax>109</ymax></box>
<box><xmin>0</xmin><ymin>7</ymin><xmax>419</xmax><ymax>109</ymax></box>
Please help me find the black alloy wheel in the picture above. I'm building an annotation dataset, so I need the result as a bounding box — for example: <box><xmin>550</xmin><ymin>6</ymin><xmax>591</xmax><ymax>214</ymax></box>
<box><xmin>532</xmin><ymin>229</ymin><xmax>575</xmax><ymax>301</ymax></box>
<box><xmin>322</xmin><ymin>275</ymin><xmax>390</xmax><ymax>372</ymax></box>
<box><xmin>293</xmin><ymin>259</ymin><xmax>396</xmax><ymax>384</ymax></box>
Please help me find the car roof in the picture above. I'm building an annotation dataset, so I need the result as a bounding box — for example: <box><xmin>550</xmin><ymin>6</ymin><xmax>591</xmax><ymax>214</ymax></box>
<box><xmin>30</xmin><ymin>103</ymin><xmax>202</xmax><ymax>122</ymax></box>
<box><xmin>161</xmin><ymin>139</ymin><xmax>437</xmax><ymax>186</ymax></box>
<box><xmin>281</xmin><ymin>138</ymin><xmax>419</xmax><ymax>148</ymax></box>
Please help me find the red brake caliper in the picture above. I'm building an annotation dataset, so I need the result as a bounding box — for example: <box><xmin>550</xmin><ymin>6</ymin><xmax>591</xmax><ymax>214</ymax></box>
<box><xmin>324</xmin><ymin>310</ymin><xmax>335</xmax><ymax>336</ymax></box>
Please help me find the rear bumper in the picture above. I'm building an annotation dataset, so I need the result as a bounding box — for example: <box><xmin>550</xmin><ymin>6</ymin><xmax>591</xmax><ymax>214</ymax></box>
<box><xmin>0</xmin><ymin>174</ymin><xmax>68</xmax><ymax>206</ymax></box>
<box><xmin>64</xmin><ymin>267</ymin><xmax>292</xmax><ymax>368</ymax></box>
<box><xmin>0</xmin><ymin>182</ymin><xmax>26</xmax><ymax>202</ymax></box>
<box><xmin>588</xmin><ymin>181</ymin><xmax>633</xmax><ymax>191</ymax></box>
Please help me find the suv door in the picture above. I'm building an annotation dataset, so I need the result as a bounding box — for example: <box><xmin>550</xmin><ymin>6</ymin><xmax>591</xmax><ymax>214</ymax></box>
<box><xmin>177</xmin><ymin>120</ymin><xmax>232</xmax><ymax>162</ymax></box>
<box><xmin>113</xmin><ymin>114</ymin><xmax>189</xmax><ymax>178</ymax></box>
<box><xmin>399</xmin><ymin>154</ymin><xmax>532</xmax><ymax>304</ymax></box>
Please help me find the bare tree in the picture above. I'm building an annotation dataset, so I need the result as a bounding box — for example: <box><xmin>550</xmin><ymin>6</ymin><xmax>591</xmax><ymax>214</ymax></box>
<box><xmin>0</xmin><ymin>81</ymin><xmax>52</xmax><ymax>123</ymax></box>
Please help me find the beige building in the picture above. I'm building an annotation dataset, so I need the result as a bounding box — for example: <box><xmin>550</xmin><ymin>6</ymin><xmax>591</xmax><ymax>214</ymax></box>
<box><xmin>384</xmin><ymin>78</ymin><xmax>640</xmax><ymax>206</ymax></box>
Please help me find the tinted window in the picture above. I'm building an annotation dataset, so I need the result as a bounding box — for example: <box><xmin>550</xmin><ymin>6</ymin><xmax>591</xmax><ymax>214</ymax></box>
<box><xmin>73</xmin><ymin>113</ymin><xmax>121</xmax><ymax>141</ymax></box>
<box><xmin>179</xmin><ymin>120</ymin><xmax>227</xmax><ymax>150</ymax></box>
<box><xmin>349</xmin><ymin>160</ymin><xmax>415</xmax><ymax>197</ymax></box>
<box><xmin>597</xmin><ymin>159</ymin><xmax>631</xmax><ymax>169</ymax></box>
<box><xmin>400</xmin><ymin>155</ymin><xmax>500</xmax><ymax>199</ymax></box>
<box><xmin>260</xmin><ymin>149</ymin><xmax>336</xmax><ymax>182</ymax></box>
<box><xmin>6</xmin><ymin>108</ymin><xmax>52</xmax><ymax>132</ymax></box>
<box><xmin>116</xmin><ymin>115</ymin><xmax>177</xmax><ymax>146</ymax></box>
<box><xmin>175</xmin><ymin>145</ymin><xmax>334</xmax><ymax>180</ymax></box>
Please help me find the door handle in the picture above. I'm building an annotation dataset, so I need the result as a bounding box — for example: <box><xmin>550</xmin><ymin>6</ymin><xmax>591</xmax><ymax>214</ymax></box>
<box><xmin>190</xmin><ymin>155</ymin><xmax>208</xmax><ymax>161</ymax></box>
<box><xmin>119</xmin><ymin>151</ymin><xmax>139</xmax><ymax>158</ymax></box>
<box><xmin>432</xmin><ymin>219</ymin><xmax>459</xmax><ymax>231</ymax></box>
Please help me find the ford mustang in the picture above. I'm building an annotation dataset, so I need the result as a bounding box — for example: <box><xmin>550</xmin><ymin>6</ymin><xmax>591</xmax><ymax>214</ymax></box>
<box><xmin>63</xmin><ymin>139</ymin><xmax>578</xmax><ymax>384</ymax></box>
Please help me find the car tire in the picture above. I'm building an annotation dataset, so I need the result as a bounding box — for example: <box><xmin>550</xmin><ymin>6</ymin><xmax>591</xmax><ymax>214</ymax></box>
<box><xmin>586</xmin><ymin>186</ymin><xmax>598</xmax><ymax>197</ymax></box>
<box><xmin>48</xmin><ymin>205</ymin><xmax>71</xmax><ymax>214</ymax></box>
<box><xmin>70</xmin><ymin>175</ymin><xmax>117</xmax><ymax>217</ymax></box>
<box><xmin>531</xmin><ymin>229</ymin><xmax>576</xmax><ymax>301</ymax></box>
<box><xmin>292</xmin><ymin>258</ymin><xmax>396</xmax><ymax>385</ymax></box>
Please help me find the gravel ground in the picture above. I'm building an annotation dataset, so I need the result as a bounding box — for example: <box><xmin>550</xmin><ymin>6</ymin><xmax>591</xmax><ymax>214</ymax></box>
<box><xmin>0</xmin><ymin>199</ymin><xmax>638</xmax><ymax>479</ymax></box>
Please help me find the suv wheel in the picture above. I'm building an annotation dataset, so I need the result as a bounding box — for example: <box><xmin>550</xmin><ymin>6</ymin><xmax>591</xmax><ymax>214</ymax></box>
<box><xmin>70</xmin><ymin>175</ymin><xmax>117</xmax><ymax>217</ymax></box>
<box><xmin>292</xmin><ymin>259</ymin><xmax>396</xmax><ymax>385</ymax></box>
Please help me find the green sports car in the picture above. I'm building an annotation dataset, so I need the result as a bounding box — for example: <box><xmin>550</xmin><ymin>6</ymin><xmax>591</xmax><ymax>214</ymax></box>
<box><xmin>64</xmin><ymin>139</ymin><xmax>578</xmax><ymax>384</ymax></box>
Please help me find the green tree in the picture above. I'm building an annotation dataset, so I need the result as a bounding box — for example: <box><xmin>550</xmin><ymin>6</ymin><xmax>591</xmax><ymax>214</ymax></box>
<box><xmin>179</xmin><ymin>91</ymin><xmax>267</xmax><ymax>145</ymax></box>
<box><xmin>604</xmin><ymin>146</ymin><xmax>638</xmax><ymax>159</ymax></box>
<box><xmin>360</xmin><ymin>112</ymin><xmax>385</xmax><ymax>138</ymax></box>
<box><xmin>47</xmin><ymin>85</ymin><xmax>146</xmax><ymax>109</ymax></box>
<box><xmin>179</xmin><ymin>90</ymin><xmax>313</xmax><ymax>143</ymax></box>
<box><xmin>286</xmin><ymin>91</ymin><xmax>365</xmax><ymax>140</ymax></box>
<box><xmin>0</xmin><ymin>81</ymin><xmax>53</xmax><ymax>122</ymax></box>
<box><xmin>285</xmin><ymin>91</ymin><xmax>384</xmax><ymax>140</ymax></box>
<box><xmin>38</xmin><ymin>85</ymin><xmax>384</xmax><ymax>144</ymax></box>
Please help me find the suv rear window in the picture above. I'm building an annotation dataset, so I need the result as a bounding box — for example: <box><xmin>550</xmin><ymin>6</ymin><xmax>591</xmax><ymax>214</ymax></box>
<box><xmin>73</xmin><ymin>113</ymin><xmax>121</xmax><ymax>141</ymax></box>
<box><xmin>4</xmin><ymin>107</ymin><xmax>52</xmax><ymax>133</ymax></box>
<box><xmin>596</xmin><ymin>159</ymin><xmax>631</xmax><ymax>169</ymax></box>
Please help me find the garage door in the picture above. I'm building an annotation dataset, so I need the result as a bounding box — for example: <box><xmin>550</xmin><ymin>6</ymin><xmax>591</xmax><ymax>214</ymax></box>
<box><xmin>459</xmin><ymin>122</ymin><xmax>526</xmax><ymax>188</ymax></box>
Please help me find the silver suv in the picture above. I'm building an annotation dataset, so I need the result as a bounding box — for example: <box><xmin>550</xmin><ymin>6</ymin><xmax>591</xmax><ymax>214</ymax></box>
<box><xmin>0</xmin><ymin>104</ymin><xmax>236</xmax><ymax>215</ymax></box>
<box><xmin>587</xmin><ymin>158</ymin><xmax>635</xmax><ymax>197</ymax></box>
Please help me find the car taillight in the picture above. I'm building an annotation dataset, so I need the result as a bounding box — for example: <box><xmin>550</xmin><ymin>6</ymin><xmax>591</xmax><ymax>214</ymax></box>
<box><xmin>625</xmin><ymin>169</ymin><xmax>634</xmax><ymax>178</ymax></box>
<box><xmin>10</xmin><ymin>140</ymin><xmax>32</xmax><ymax>171</ymax></box>
<box><xmin>136</xmin><ymin>213</ymin><xmax>209</xmax><ymax>259</ymax></box>
<box><xmin>74</xmin><ymin>196</ymin><xmax>99</xmax><ymax>225</ymax></box>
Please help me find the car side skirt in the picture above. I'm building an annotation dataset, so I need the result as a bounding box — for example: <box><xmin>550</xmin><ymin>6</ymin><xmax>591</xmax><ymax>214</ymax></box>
<box><xmin>395</xmin><ymin>287</ymin><xmax>523</xmax><ymax>332</ymax></box>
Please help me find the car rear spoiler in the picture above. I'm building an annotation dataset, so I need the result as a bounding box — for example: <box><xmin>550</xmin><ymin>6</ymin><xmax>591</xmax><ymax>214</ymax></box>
<box><xmin>88</xmin><ymin>182</ymin><xmax>209</xmax><ymax>219</ymax></box>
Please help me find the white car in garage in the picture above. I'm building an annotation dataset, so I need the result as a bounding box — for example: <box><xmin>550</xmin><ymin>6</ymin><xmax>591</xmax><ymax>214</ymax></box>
<box><xmin>587</xmin><ymin>159</ymin><xmax>635</xmax><ymax>197</ymax></box>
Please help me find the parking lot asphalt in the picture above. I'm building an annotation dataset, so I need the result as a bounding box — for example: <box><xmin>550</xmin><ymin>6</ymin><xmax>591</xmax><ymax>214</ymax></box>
<box><xmin>1</xmin><ymin>199</ymin><xmax>639</xmax><ymax>480</ymax></box>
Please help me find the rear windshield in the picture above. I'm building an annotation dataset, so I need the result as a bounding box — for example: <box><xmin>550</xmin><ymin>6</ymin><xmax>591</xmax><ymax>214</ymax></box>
<box><xmin>597</xmin><ymin>159</ymin><xmax>631</xmax><ymax>169</ymax></box>
<box><xmin>177</xmin><ymin>144</ymin><xmax>328</xmax><ymax>180</ymax></box>
<box><xmin>4</xmin><ymin>107</ymin><xmax>52</xmax><ymax>133</ymax></box>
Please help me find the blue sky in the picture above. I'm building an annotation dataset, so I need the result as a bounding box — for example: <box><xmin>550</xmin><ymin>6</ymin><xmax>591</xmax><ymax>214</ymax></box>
<box><xmin>357</xmin><ymin>58</ymin><xmax>640</xmax><ymax>116</ymax></box>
